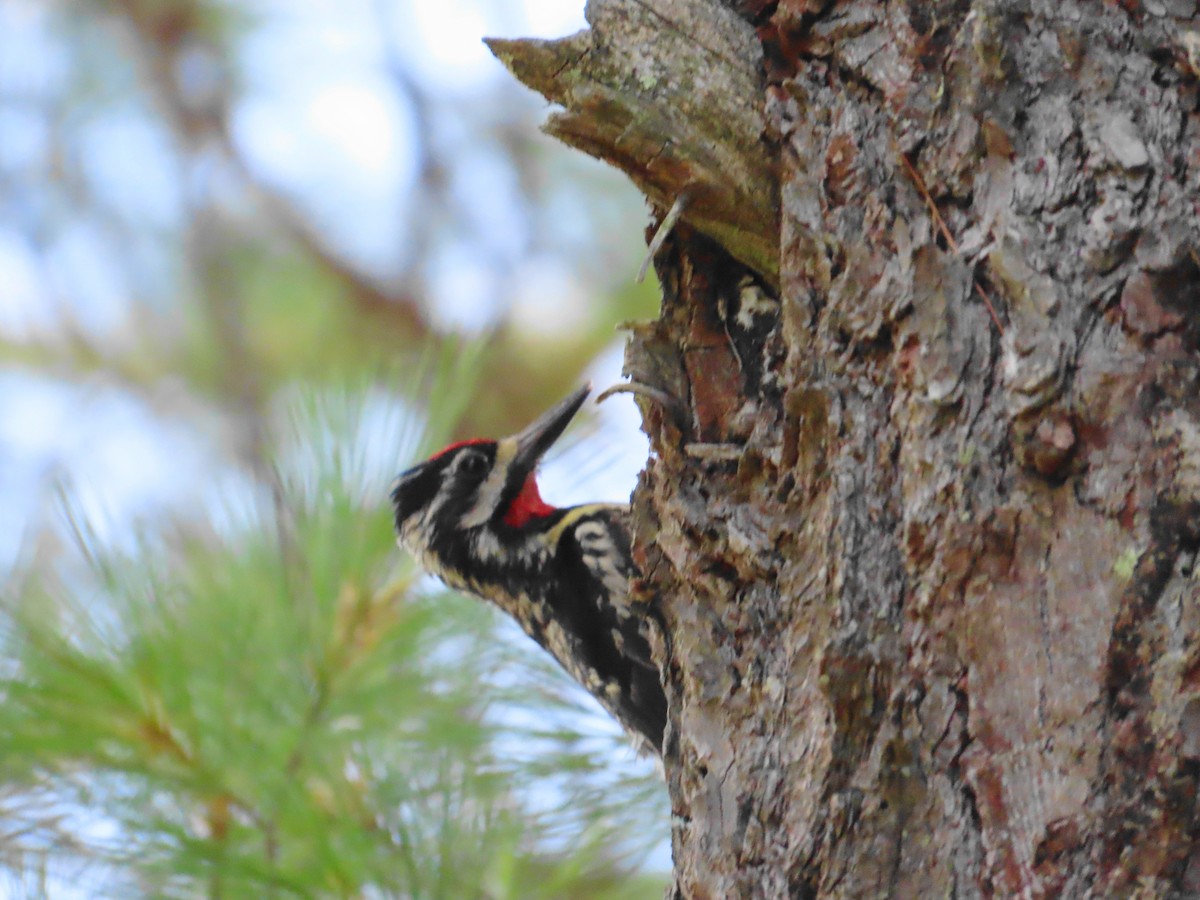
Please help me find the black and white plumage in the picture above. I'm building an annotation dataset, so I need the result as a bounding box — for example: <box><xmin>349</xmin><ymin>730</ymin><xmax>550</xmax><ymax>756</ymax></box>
<box><xmin>390</xmin><ymin>386</ymin><xmax>666</xmax><ymax>754</ymax></box>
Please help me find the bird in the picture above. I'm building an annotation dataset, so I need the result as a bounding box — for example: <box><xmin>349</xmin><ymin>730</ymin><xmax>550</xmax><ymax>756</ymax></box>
<box><xmin>390</xmin><ymin>385</ymin><xmax>666</xmax><ymax>754</ymax></box>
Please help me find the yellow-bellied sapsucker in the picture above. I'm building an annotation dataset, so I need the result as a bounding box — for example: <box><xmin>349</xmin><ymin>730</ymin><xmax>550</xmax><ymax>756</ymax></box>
<box><xmin>390</xmin><ymin>385</ymin><xmax>666</xmax><ymax>754</ymax></box>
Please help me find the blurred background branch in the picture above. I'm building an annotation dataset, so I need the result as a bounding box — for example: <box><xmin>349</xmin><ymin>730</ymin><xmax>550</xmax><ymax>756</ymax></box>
<box><xmin>0</xmin><ymin>0</ymin><xmax>666</xmax><ymax>894</ymax></box>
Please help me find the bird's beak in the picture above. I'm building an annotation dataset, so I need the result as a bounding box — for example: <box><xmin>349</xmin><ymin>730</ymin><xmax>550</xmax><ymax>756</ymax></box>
<box><xmin>510</xmin><ymin>384</ymin><xmax>591</xmax><ymax>476</ymax></box>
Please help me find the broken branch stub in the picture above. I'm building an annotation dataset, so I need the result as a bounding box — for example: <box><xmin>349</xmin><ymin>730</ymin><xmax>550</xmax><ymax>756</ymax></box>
<box><xmin>485</xmin><ymin>0</ymin><xmax>780</xmax><ymax>286</ymax></box>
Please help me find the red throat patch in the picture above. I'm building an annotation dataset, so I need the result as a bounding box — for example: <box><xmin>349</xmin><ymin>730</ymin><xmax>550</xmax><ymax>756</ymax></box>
<box><xmin>503</xmin><ymin>474</ymin><xmax>556</xmax><ymax>527</ymax></box>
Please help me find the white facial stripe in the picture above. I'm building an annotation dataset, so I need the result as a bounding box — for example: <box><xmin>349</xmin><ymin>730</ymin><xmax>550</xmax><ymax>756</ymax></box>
<box><xmin>459</xmin><ymin>438</ymin><xmax>516</xmax><ymax>529</ymax></box>
<box><xmin>390</xmin><ymin>468</ymin><xmax>417</xmax><ymax>496</ymax></box>
<box><xmin>544</xmin><ymin>503</ymin><xmax>625</xmax><ymax>544</ymax></box>
<box><xmin>421</xmin><ymin>469</ymin><xmax>457</xmax><ymax>523</ymax></box>
<box><xmin>472</xmin><ymin>528</ymin><xmax>503</xmax><ymax>561</ymax></box>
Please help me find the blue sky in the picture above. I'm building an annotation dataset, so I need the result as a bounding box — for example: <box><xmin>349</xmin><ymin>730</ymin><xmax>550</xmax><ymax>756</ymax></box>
<box><xmin>0</xmin><ymin>0</ymin><xmax>667</xmax><ymax>887</ymax></box>
<box><xmin>0</xmin><ymin>0</ymin><xmax>649</xmax><ymax>564</ymax></box>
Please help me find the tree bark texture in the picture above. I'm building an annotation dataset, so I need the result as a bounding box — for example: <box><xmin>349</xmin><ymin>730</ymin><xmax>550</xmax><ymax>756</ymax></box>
<box><xmin>494</xmin><ymin>0</ymin><xmax>1200</xmax><ymax>896</ymax></box>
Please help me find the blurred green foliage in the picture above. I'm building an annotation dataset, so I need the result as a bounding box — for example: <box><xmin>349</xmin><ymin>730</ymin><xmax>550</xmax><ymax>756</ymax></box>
<box><xmin>0</xmin><ymin>0</ymin><xmax>666</xmax><ymax>895</ymax></box>
<box><xmin>1</xmin><ymin>353</ymin><xmax>666</xmax><ymax>897</ymax></box>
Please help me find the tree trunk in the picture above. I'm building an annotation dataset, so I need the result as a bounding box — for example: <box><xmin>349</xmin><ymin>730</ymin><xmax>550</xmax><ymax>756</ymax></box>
<box><xmin>493</xmin><ymin>0</ymin><xmax>1200</xmax><ymax>895</ymax></box>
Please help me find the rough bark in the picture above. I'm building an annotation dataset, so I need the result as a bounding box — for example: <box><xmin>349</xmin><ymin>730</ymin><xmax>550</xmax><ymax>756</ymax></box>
<box><xmin>485</xmin><ymin>0</ymin><xmax>780</xmax><ymax>285</ymax></box>
<box><xmin>494</xmin><ymin>0</ymin><xmax>1200</xmax><ymax>896</ymax></box>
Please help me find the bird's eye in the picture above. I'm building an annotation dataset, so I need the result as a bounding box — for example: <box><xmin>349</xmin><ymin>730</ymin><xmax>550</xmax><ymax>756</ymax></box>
<box><xmin>460</xmin><ymin>452</ymin><xmax>489</xmax><ymax>477</ymax></box>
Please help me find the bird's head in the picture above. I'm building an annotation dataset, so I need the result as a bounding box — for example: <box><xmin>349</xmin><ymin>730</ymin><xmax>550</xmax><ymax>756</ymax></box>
<box><xmin>390</xmin><ymin>385</ymin><xmax>590</xmax><ymax>570</ymax></box>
